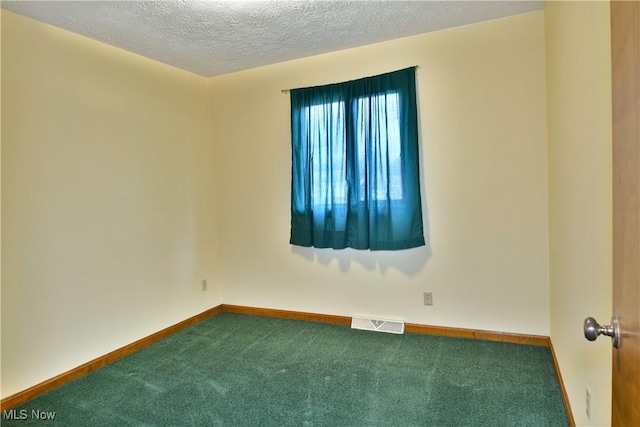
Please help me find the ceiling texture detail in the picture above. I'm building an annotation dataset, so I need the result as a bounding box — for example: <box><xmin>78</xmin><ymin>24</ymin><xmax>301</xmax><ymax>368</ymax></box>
<box><xmin>2</xmin><ymin>1</ymin><xmax>544</xmax><ymax>77</ymax></box>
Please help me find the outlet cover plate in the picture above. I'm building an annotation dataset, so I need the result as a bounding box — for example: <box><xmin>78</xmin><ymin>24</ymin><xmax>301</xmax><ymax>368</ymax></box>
<box><xmin>424</xmin><ymin>291</ymin><xmax>433</xmax><ymax>306</ymax></box>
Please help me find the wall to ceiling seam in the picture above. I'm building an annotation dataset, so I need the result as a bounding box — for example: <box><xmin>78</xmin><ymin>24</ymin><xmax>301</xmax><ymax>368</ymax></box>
<box><xmin>1</xmin><ymin>10</ymin><xmax>222</xmax><ymax>398</ymax></box>
<box><xmin>207</xmin><ymin>11</ymin><xmax>550</xmax><ymax>336</ymax></box>
<box><xmin>5</xmin><ymin>10</ymin><xmax>604</xmax><ymax>421</ymax></box>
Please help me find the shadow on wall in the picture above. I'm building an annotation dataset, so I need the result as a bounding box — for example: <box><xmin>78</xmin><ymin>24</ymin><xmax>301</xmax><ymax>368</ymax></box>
<box><xmin>290</xmin><ymin>204</ymin><xmax>432</xmax><ymax>278</ymax></box>
<box><xmin>285</xmin><ymin>211</ymin><xmax>433</xmax><ymax>277</ymax></box>
<box><xmin>290</xmin><ymin>244</ymin><xmax>432</xmax><ymax>276</ymax></box>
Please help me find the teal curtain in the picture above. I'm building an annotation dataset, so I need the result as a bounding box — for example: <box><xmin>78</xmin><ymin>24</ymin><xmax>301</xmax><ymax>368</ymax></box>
<box><xmin>290</xmin><ymin>67</ymin><xmax>424</xmax><ymax>250</ymax></box>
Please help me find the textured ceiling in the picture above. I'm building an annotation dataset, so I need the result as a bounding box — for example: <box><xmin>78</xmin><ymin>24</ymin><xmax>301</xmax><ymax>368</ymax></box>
<box><xmin>1</xmin><ymin>1</ymin><xmax>545</xmax><ymax>77</ymax></box>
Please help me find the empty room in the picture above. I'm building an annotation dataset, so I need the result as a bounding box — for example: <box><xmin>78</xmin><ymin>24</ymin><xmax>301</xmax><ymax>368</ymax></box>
<box><xmin>2</xmin><ymin>1</ymin><xmax>638</xmax><ymax>426</ymax></box>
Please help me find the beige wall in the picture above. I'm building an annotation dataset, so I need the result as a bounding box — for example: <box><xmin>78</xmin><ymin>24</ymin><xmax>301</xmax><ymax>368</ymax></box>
<box><xmin>209</xmin><ymin>11</ymin><xmax>550</xmax><ymax>335</ymax></box>
<box><xmin>2</xmin><ymin>7</ymin><xmax>557</xmax><ymax>403</ymax></box>
<box><xmin>546</xmin><ymin>1</ymin><xmax>613</xmax><ymax>426</ymax></box>
<box><xmin>1</xmin><ymin>11</ymin><xmax>222</xmax><ymax>397</ymax></box>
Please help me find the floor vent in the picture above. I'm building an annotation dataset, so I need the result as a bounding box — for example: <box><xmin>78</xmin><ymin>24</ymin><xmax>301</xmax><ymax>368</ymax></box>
<box><xmin>351</xmin><ymin>316</ymin><xmax>405</xmax><ymax>334</ymax></box>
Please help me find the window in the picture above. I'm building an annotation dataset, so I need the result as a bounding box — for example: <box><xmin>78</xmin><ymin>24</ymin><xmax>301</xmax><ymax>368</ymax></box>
<box><xmin>354</xmin><ymin>92</ymin><xmax>403</xmax><ymax>201</ymax></box>
<box><xmin>290</xmin><ymin>67</ymin><xmax>424</xmax><ymax>250</ymax></box>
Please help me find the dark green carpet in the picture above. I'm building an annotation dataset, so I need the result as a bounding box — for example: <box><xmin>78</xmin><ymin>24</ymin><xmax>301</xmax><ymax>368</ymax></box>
<box><xmin>3</xmin><ymin>313</ymin><xmax>568</xmax><ymax>426</ymax></box>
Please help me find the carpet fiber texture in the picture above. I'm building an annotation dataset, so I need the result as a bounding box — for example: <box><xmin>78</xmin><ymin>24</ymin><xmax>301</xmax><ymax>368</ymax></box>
<box><xmin>3</xmin><ymin>313</ymin><xmax>568</xmax><ymax>426</ymax></box>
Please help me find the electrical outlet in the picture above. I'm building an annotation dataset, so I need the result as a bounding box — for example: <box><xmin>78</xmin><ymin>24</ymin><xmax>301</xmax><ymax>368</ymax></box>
<box><xmin>423</xmin><ymin>291</ymin><xmax>433</xmax><ymax>306</ymax></box>
<box><xmin>201</xmin><ymin>279</ymin><xmax>208</xmax><ymax>292</ymax></box>
<box><xmin>586</xmin><ymin>386</ymin><xmax>591</xmax><ymax>420</ymax></box>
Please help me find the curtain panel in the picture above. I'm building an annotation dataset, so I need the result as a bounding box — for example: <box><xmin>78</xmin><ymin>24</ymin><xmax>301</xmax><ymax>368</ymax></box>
<box><xmin>289</xmin><ymin>67</ymin><xmax>425</xmax><ymax>250</ymax></box>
